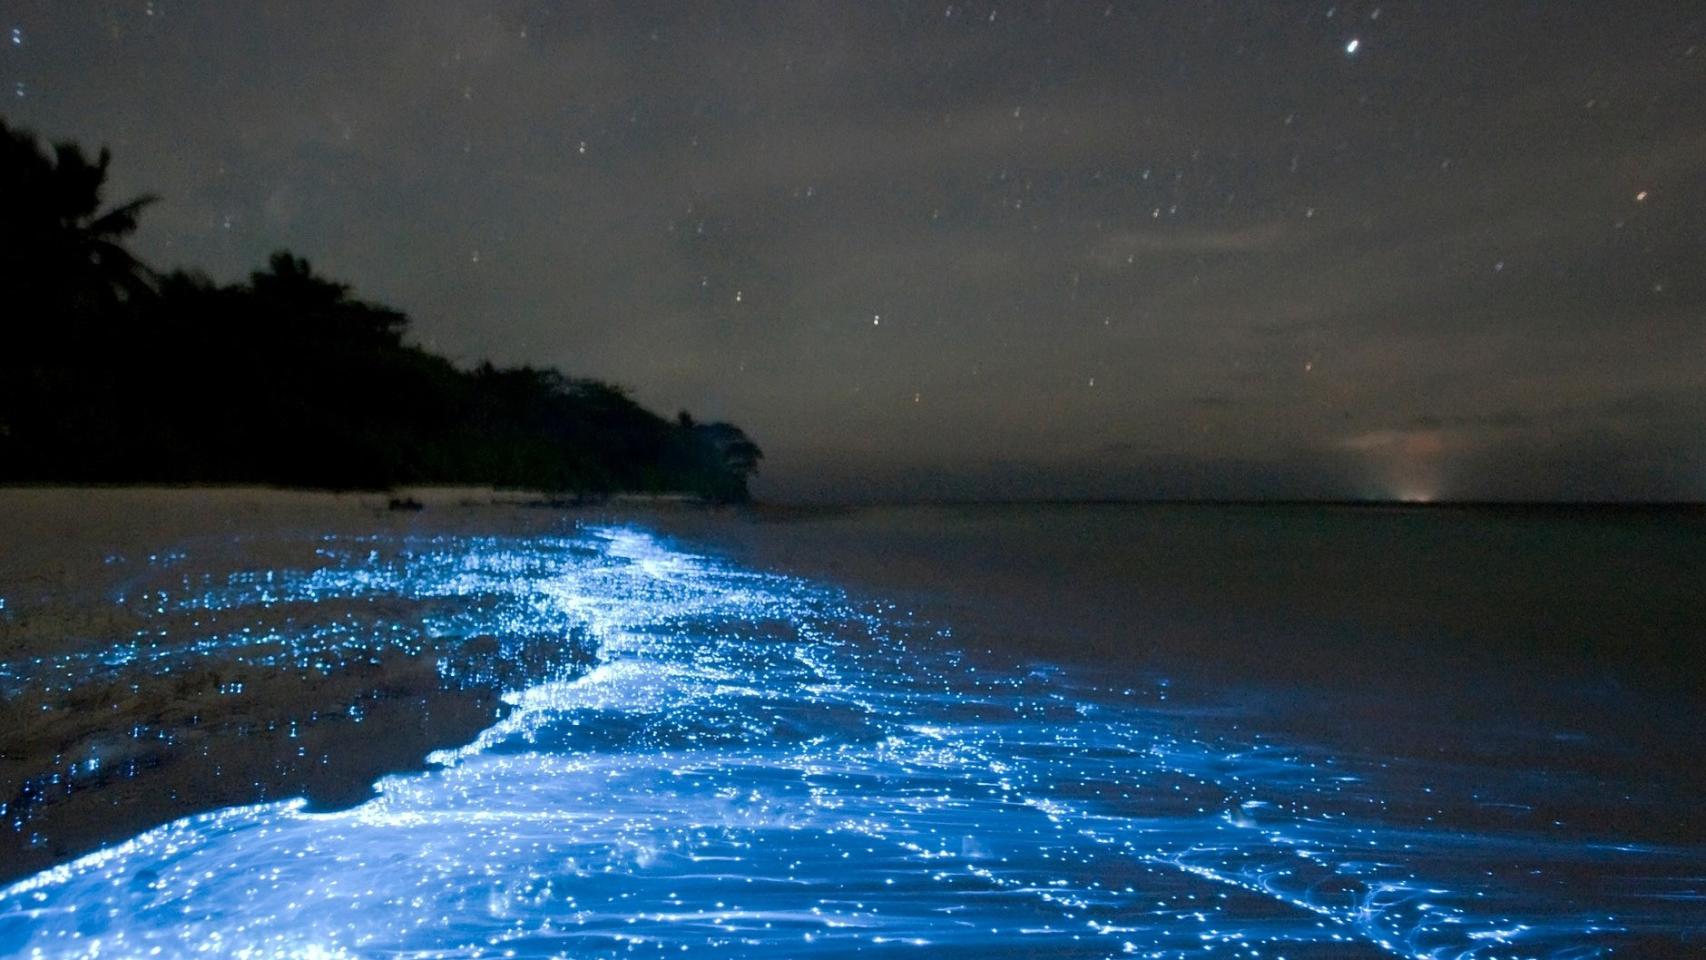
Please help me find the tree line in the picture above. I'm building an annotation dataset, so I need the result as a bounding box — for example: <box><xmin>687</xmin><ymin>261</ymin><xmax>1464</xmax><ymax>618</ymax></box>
<box><xmin>0</xmin><ymin>119</ymin><xmax>761</xmax><ymax>500</ymax></box>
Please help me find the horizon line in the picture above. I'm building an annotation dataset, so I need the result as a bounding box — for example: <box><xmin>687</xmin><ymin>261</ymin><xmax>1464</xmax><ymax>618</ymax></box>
<box><xmin>757</xmin><ymin>496</ymin><xmax>1706</xmax><ymax>511</ymax></box>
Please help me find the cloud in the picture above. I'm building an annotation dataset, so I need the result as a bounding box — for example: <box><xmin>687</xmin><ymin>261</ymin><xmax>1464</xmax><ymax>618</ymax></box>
<box><xmin>1335</xmin><ymin>429</ymin><xmax>1450</xmax><ymax>457</ymax></box>
<box><xmin>1087</xmin><ymin>222</ymin><xmax>1295</xmax><ymax>262</ymax></box>
<box><xmin>12</xmin><ymin>2</ymin><xmax>1704</xmax><ymax>499</ymax></box>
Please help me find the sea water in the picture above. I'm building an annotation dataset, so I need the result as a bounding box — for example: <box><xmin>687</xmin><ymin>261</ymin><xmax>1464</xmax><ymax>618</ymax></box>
<box><xmin>0</xmin><ymin>513</ymin><xmax>1701</xmax><ymax>958</ymax></box>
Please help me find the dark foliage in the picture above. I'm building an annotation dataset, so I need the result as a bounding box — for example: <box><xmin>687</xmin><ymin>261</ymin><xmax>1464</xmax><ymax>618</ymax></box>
<box><xmin>0</xmin><ymin>119</ymin><xmax>760</xmax><ymax>500</ymax></box>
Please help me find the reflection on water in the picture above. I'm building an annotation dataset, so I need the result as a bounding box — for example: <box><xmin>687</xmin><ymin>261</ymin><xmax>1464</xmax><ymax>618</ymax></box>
<box><xmin>1</xmin><ymin>525</ymin><xmax>1699</xmax><ymax>958</ymax></box>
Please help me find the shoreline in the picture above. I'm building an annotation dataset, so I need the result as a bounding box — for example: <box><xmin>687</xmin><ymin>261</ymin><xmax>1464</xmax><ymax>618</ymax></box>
<box><xmin>5</xmin><ymin>480</ymin><xmax>1703</xmax><ymax>508</ymax></box>
<box><xmin>3</xmin><ymin>488</ymin><xmax>1702</xmax><ymax>884</ymax></box>
<box><xmin>0</xmin><ymin>489</ymin><xmax>610</xmax><ymax>882</ymax></box>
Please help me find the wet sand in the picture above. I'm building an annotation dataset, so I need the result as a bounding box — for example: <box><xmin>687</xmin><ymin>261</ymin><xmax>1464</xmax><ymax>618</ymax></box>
<box><xmin>0</xmin><ymin>488</ymin><xmax>595</xmax><ymax>880</ymax></box>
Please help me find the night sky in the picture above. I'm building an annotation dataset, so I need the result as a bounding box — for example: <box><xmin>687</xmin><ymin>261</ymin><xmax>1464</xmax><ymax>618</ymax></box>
<box><xmin>5</xmin><ymin>2</ymin><xmax>1703</xmax><ymax>501</ymax></box>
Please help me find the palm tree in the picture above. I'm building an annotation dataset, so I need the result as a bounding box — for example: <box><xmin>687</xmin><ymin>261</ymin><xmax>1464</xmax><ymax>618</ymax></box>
<box><xmin>248</xmin><ymin>250</ymin><xmax>408</xmax><ymax>343</ymax></box>
<box><xmin>0</xmin><ymin>118</ymin><xmax>157</xmax><ymax>321</ymax></box>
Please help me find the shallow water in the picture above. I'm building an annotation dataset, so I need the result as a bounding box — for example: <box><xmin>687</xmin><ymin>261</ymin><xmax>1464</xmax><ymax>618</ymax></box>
<box><xmin>2</xmin><ymin>520</ymin><xmax>1700</xmax><ymax>958</ymax></box>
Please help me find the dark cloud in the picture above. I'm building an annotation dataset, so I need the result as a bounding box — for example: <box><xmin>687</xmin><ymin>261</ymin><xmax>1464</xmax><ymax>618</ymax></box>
<box><xmin>4</xmin><ymin>1</ymin><xmax>1702</xmax><ymax>499</ymax></box>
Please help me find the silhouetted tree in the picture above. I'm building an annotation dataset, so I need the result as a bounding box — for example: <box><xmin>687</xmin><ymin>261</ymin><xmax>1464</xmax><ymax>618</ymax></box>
<box><xmin>0</xmin><ymin>119</ymin><xmax>156</xmax><ymax>328</ymax></box>
<box><xmin>678</xmin><ymin>420</ymin><xmax>764</xmax><ymax>502</ymax></box>
<box><xmin>703</xmin><ymin>422</ymin><xmax>764</xmax><ymax>501</ymax></box>
<box><xmin>249</xmin><ymin>251</ymin><xmax>407</xmax><ymax>344</ymax></box>
<box><xmin>0</xmin><ymin>118</ymin><xmax>762</xmax><ymax>500</ymax></box>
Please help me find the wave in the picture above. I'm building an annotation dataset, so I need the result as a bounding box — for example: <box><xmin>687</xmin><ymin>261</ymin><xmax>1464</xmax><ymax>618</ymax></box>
<box><xmin>1</xmin><ymin>526</ymin><xmax>1694</xmax><ymax>958</ymax></box>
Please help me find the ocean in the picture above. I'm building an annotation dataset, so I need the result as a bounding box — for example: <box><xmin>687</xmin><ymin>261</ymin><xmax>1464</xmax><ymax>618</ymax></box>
<box><xmin>1</xmin><ymin>491</ymin><xmax>1701</xmax><ymax>958</ymax></box>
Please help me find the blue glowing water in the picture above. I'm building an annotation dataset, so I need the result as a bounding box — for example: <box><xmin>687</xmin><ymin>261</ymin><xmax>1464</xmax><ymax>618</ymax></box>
<box><xmin>0</xmin><ymin>525</ymin><xmax>1699</xmax><ymax>958</ymax></box>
